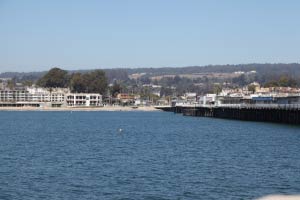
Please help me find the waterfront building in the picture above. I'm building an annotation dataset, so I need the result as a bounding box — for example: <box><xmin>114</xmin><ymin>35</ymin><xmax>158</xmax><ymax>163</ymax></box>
<box><xmin>152</xmin><ymin>90</ymin><xmax>161</xmax><ymax>97</ymax></box>
<box><xmin>116</xmin><ymin>93</ymin><xmax>136</xmax><ymax>105</ymax></box>
<box><xmin>183</xmin><ymin>93</ymin><xmax>197</xmax><ymax>103</ymax></box>
<box><xmin>0</xmin><ymin>90</ymin><xmax>28</xmax><ymax>102</ymax></box>
<box><xmin>199</xmin><ymin>94</ymin><xmax>217</xmax><ymax>105</ymax></box>
<box><xmin>0</xmin><ymin>87</ymin><xmax>102</xmax><ymax>107</ymax></box>
<box><xmin>66</xmin><ymin>93</ymin><xmax>102</xmax><ymax>107</ymax></box>
<box><xmin>156</xmin><ymin>98</ymin><xmax>169</xmax><ymax>106</ymax></box>
<box><xmin>26</xmin><ymin>87</ymin><xmax>68</xmax><ymax>103</ymax></box>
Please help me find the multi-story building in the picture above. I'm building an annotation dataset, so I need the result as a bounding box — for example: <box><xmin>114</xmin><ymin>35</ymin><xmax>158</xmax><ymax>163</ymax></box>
<box><xmin>26</xmin><ymin>87</ymin><xmax>68</xmax><ymax>103</ymax></box>
<box><xmin>66</xmin><ymin>93</ymin><xmax>102</xmax><ymax>107</ymax></box>
<box><xmin>0</xmin><ymin>87</ymin><xmax>102</xmax><ymax>107</ymax></box>
<box><xmin>0</xmin><ymin>89</ymin><xmax>40</xmax><ymax>107</ymax></box>
<box><xmin>116</xmin><ymin>93</ymin><xmax>136</xmax><ymax>105</ymax></box>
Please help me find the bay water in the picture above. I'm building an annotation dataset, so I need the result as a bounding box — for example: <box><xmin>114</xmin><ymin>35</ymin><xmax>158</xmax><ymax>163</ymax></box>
<box><xmin>0</xmin><ymin>111</ymin><xmax>299</xmax><ymax>199</ymax></box>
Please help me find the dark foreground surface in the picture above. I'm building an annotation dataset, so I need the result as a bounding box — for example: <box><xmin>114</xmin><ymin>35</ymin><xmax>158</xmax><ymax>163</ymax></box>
<box><xmin>0</xmin><ymin>111</ymin><xmax>299</xmax><ymax>200</ymax></box>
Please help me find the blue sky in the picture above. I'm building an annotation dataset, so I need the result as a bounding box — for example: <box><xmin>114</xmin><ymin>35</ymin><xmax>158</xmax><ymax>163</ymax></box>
<box><xmin>0</xmin><ymin>0</ymin><xmax>300</xmax><ymax>72</ymax></box>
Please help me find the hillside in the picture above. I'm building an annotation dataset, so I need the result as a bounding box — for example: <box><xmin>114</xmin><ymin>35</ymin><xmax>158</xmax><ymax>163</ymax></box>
<box><xmin>1</xmin><ymin>63</ymin><xmax>300</xmax><ymax>84</ymax></box>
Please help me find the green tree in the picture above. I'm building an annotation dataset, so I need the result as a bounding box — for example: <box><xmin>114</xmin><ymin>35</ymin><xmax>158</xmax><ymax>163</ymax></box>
<box><xmin>232</xmin><ymin>74</ymin><xmax>246</xmax><ymax>86</ymax></box>
<box><xmin>264</xmin><ymin>75</ymin><xmax>297</xmax><ymax>87</ymax></box>
<box><xmin>83</xmin><ymin>70</ymin><xmax>108</xmax><ymax>94</ymax></box>
<box><xmin>278</xmin><ymin>75</ymin><xmax>297</xmax><ymax>87</ymax></box>
<box><xmin>37</xmin><ymin>67</ymin><xmax>68</xmax><ymax>88</ymax></box>
<box><xmin>160</xmin><ymin>87</ymin><xmax>173</xmax><ymax>97</ymax></box>
<box><xmin>7</xmin><ymin>79</ymin><xmax>15</xmax><ymax>90</ymax></box>
<box><xmin>213</xmin><ymin>84</ymin><xmax>222</xmax><ymax>94</ymax></box>
<box><xmin>69</xmin><ymin>70</ymin><xmax>108</xmax><ymax>94</ymax></box>
<box><xmin>22</xmin><ymin>80</ymin><xmax>33</xmax><ymax>87</ymax></box>
<box><xmin>247</xmin><ymin>84</ymin><xmax>256</xmax><ymax>93</ymax></box>
<box><xmin>264</xmin><ymin>80</ymin><xmax>279</xmax><ymax>87</ymax></box>
<box><xmin>278</xmin><ymin>75</ymin><xmax>289</xmax><ymax>87</ymax></box>
<box><xmin>139</xmin><ymin>76</ymin><xmax>151</xmax><ymax>84</ymax></box>
<box><xmin>111</xmin><ymin>83</ymin><xmax>121</xmax><ymax>97</ymax></box>
<box><xmin>173</xmin><ymin>75</ymin><xmax>181</xmax><ymax>84</ymax></box>
<box><xmin>70</xmin><ymin>73</ymin><xmax>86</xmax><ymax>93</ymax></box>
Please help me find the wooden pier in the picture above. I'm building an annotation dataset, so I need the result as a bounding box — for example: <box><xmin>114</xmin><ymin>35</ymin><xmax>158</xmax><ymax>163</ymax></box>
<box><xmin>156</xmin><ymin>105</ymin><xmax>300</xmax><ymax>124</ymax></box>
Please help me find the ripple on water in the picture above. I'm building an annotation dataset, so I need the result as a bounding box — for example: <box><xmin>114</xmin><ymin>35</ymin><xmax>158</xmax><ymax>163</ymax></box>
<box><xmin>0</xmin><ymin>111</ymin><xmax>300</xmax><ymax>200</ymax></box>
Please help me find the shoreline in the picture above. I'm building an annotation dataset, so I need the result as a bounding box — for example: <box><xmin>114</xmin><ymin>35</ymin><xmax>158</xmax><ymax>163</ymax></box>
<box><xmin>0</xmin><ymin>106</ymin><xmax>160</xmax><ymax>112</ymax></box>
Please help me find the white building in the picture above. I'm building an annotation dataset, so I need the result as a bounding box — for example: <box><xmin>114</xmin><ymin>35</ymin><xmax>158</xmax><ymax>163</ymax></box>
<box><xmin>66</xmin><ymin>93</ymin><xmax>102</xmax><ymax>107</ymax></box>
<box><xmin>26</xmin><ymin>87</ymin><xmax>69</xmax><ymax>103</ymax></box>
<box><xmin>0</xmin><ymin>90</ymin><xmax>28</xmax><ymax>102</ymax></box>
<box><xmin>199</xmin><ymin>94</ymin><xmax>217</xmax><ymax>105</ymax></box>
<box><xmin>0</xmin><ymin>87</ymin><xmax>102</xmax><ymax>107</ymax></box>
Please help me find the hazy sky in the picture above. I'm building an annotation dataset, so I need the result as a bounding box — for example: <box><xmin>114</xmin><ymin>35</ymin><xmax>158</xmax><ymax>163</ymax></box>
<box><xmin>0</xmin><ymin>0</ymin><xmax>300</xmax><ymax>72</ymax></box>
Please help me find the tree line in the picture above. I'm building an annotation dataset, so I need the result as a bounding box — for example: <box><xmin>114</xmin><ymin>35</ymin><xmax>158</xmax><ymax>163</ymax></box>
<box><xmin>2</xmin><ymin>64</ymin><xmax>300</xmax><ymax>97</ymax></box>
<box><xmin>37</xmin><ymin>68</ymin><xmax>108</xmax><ymax>94</ymax></box>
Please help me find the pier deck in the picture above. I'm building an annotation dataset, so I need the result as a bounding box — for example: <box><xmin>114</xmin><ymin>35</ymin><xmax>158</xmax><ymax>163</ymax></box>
<box><xmin>156</xmin><ymin>105</ymin><xmax>300</xmax><ymax>124</ymax></box>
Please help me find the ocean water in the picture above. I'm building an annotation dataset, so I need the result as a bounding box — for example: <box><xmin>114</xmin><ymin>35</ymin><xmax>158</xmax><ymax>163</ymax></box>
<box><xmin>0</xmin><ymin>111</ymin><xmax>299</xmax><ymax>200</ymax></box>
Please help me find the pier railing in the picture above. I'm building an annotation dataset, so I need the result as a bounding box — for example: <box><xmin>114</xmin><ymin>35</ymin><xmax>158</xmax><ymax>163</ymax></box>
<box><xmin>156</xmin><ymin>103</ymin><xmax>300</xmax><ymax>111</ymax></box>
<box><xmin>157</xmin><ymin>103</ymin><xmax>300</xmax><ymax>124</ymax></box>
<box><xmin>173</xmin><ymin>103</ymin><xmax>300</xmax><ymax>110</ymax></box>
<box><xmin>214</xmin><ymin>104</ymin><xmax>300</xmax><ymax>110</ymax></box>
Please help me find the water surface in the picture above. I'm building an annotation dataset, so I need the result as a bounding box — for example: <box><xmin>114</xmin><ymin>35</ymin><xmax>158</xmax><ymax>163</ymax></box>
<box><xmin>0</xmin><ymin>111</ymin><xmax>299</xmax><ymax>199</ymax></box>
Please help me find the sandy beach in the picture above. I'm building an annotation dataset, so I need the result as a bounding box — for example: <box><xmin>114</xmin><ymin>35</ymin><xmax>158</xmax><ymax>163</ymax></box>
<box><xmin>257</xmin><ymin>195</ymin><xmax>300</xmax><ymax>200</ymax></box>
<box><xmin>0</xmin><ymin>105</ymin><xmax>160</xmax><ymax>112</ymax></box>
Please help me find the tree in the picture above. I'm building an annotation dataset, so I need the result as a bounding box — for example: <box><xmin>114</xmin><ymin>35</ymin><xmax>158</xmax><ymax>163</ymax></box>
<box><xmin>213</xmin><ymin>84</ymin><xmax>222</xmax><ymax>94</ymax></box>
<box><xmin>264</xmin><ymin>80</ymin><xmax>279</xmax><ymax>87</ymax></box>
<box><xmin>248</xmin><ymin>84</ymin><xmax>256</xmax><ymax>93</ymax></box>
<box><xmin>83</xmin><ymin>70</ymin><xmax>108</xmax><ymax>94</ymax></box>
<box><xmin>232</xmin><ymin>74</ymin><xmax>246</xmax><ymax>86</ymax></box>
<box><xmin>111</xmin><ymin>83</ymin><xmax>121</xmax><ymax>97</ymax></box>
<box><xmin>139</xmin><ymin>76</ymin><xmax>151</xmax><ymax>84</ymax></box>
<box><xmin>22</xmin><ymin>80</ymin><xmax>33</xmax><ymax>87</ymax></box>
<box><xmin>7</xmin><ymin>79</ymin><xmax>15</xmax><ymax>90</ymax></box>
<box><xmin>173</xmin><ymin>75</ymin><xmax>181</xmax><ymax>84</ymax></box>
<box><xmin>278</xmin><ymin>75</ymin><xmax>289</xmax><ymax>87</ymax></box>
<box><xmin>70</xmin><ymin>73</ymin><xmax>86</xmax><ymax>93</ymax></box>
<box><xmin>37</xmin><ymin>67</ymin><xmax>68</xmax><ymax>88</ymax></box>
<box><xmin>69</xmin><ymin>70</ymin><xmax>108</xmax><ymax>94</ymax></box>
<box><xmin>160</xmin><ymin>87</ymin><xmax>173</xmax><ymax>97</ymax></box>
<box><xmin>264</xmin><ymin>75</ymin><xmax>297</xmax><ymax>88</ymax></box>
<box><xmin>278</xmin><ymin>75</ymin><xmax>297</xmax><ymax>87</ymax></box>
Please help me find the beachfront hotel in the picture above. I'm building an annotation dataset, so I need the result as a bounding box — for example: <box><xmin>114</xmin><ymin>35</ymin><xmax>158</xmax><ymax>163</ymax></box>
<box><xmin>0</xmin><ymin>87</ymin><xmax>102</xmax><ymax>108</ymax></box>
<box><xmin>66</xmin><ymin>93</ymin><xmax>102</xmax><ymax>107</ymax></box>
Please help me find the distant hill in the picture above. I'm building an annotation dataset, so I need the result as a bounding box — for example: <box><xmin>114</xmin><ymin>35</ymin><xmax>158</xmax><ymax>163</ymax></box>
<box><xmin>125</xmin><ymin>63</ymin><xmax>300</xmax><ymax>77</ymax></box>
<box><xmin>1</xmin><ymin>63</ymin><xmax>300</xmax><ymax>83</ymax></box>
<box><xmin>0</xmin><ymin>71</ymin><xmax>46</xmax><ymax>82</ymax></box>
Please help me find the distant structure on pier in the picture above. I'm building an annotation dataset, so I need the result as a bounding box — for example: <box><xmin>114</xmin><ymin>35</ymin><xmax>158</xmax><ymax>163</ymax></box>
<box><xmin>156</xmin><ymin>82</ymin><xmax>300</xmax><ymax>124</ymax></box>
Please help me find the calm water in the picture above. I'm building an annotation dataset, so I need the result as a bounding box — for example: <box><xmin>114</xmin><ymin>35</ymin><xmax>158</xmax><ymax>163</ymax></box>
<box><xmin>0</xmin><ymin>111</ymin><xmax>299</xmax><ymax>200</ymax></box>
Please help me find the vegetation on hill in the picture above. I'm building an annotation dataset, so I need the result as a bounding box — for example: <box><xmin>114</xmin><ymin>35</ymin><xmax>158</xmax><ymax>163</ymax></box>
<box><xmin>37</xmin><ymin>68</ymin><xmax>108</xmax><ymax>94</ymax></box>
<box><xmin>1</xmin><ymin>63</ymin><xmax>300</xmax><ymax>96</ymax></box>
<box><xmin>264</xmin><ymin>75</ymin><xmax>297</xmax><ymax>87</ymax></box>
<box><xmin>37</xmin><ymin>68</ymin><xmax>69</xmax><ymax>88</ymax></box>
